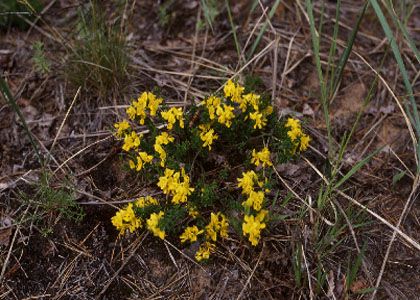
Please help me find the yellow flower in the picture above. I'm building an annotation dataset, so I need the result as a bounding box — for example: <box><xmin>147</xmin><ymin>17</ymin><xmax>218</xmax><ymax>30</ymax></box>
<box><xmin>299</xmin><ymin>134</ymin><xmax>310</xmax><ymax>151</ymax></box>
<box><xmin>216</xmin><ymin>104</ymin><xmax>235</xmax><ymax>128</ymax></box>
<box><xmin>256</xmin><ymin>209</ymin><xmax>268</xmax><ymax>222</ymax></box>
<box><xmin>129</xmin><ymin>151</ymin><xmax>153</xmax><ymax>171</ymax></box>
<box><xmin>155</xmin><ymin>132</ymin><xmax>174</xmax><ymax>146</ymax></box>
<box><xmin>134</xmin><ymin>93</ymin><xmax>148</xmax><ymax>125</ymax></box>
<box><xmin>154</xmin><ymin>132</ymin><xmax>175</xmax><ymax>167</ymax></box>
<box><xmin>242</xmin><ymin>190</ymin><xmax>265</xmax><ymax>211</ymax></box>
<box><xmin>175</xmin><ymin>168</ymin><xmax>194</xmax><ymax>203</ymax></box>
<box><xmin>188</xmin><ymin>207</ymin><xmax>199</xmax><ymax>218</ymax></box>
<box><xmin>237</xmin><ymin>170</ymin><xmax>258</xmax><ymax>195</ymax></box>
<box><xmin>242</xmin><ymin>211</ymin><xmax>267</xmax><ymax>246</ymax></box>
<box><xmin>205</xmin><ymin>213</ymin><xmax>219</xmax><ymax>241</ymax></box>
<box><xmin>135</xmin><ymin>196</ymin><xmax>158</xmax><ymax>208</ymax></box>
<box><xmin>263</xmin><ymin>105</ymin><xmax>273</xmax><ymax>116</ymax></box>
<box><xmin>126</xmin><ymin>103</ymin><xmax>137</xmax><ymax>120</ymax></box>
<box><xmin>147</xmin><ymin>92</ymin><xmax>163</xmax><ymax>116</ymax></box>
<box><xmin>180</xmin><ymin>225</ymin><xmax>204</xmax><ymax>243</ymax></box>
<box><xmin>157</xmin><ymin>168</ymin><xmax>177</xmax><ymax>194</ymax></box>
<box><xmin>249</xmin><ymin>111</ymin><xmax>267</xmax><ymax>129</ymax></box>
<box><xmin>251</xmin><ymin>147</ymin><xmax>272</xmax><ymax>168</ymax></box>
<box><xmin>219</xmin><ymin>214</ymin><xmax>229</xmax><ymax>238</ymax></box>
<box><xmin>114</xmin><ymin>120</ymin><xmax>130</xmax><ymax>137</ymax></box>
<box><xmin>161</xmin><ymin>107</ymin><xmax>184</xmax><ymax>130</ymax></box>
<box><xmin>172</xmin><ymin>174</ymin><xmax>194</xmax><ymax>204</ymax></box>
<box><xmin>223</xmin><ymin>79</ymin><xmax>244</xmax><ymax>104</ymax></box>
<box><xmin>203</xmin><ymin>96</ymin><xmax>221</xmax><ymax>120</ymax></box>
<box><xmin>195</xmin><ymin>242</ymin><xmax>216</xmax><ymax>262</ymax></box>
<box><xmin>242</xmin><ymin>93</ymin><xmax>260</xmax><ymax>112</ymax></box>
<box><xmin>285</xmin><ymin>118</ymin><xmax>301</xmax><ymax>141</ymax></box>
<box><xmin>122</xmin><ymin>131</ymin><xmax>141</xmax><ymax>152</ymax></box>
<box><xmin>146</xmin><ymin>211</ymin><xmax>165</xmax><ymax>239</ymax></box>
<box><xmin>157</xmin><ymin>168</ymin><xmax>194</xmax><ymax>204</ymax></box>
<box><xmin>285</xmin><ymin>118</ymin><xmax>310</xmax><ymax>152</ymax></box>
<box><xmin>199</xmin><ymin>124</ymin><xmax>218</xmax><ymax>150</ymax></box>
<box><xmin>111</xmin><ymin>203</ymin><xmax>142</xmax><ymax>235</ymax></box>
<box><xmin>205</xmin><ymin>212</ymin><xmax>229</xmax><ymax>241</ymax></box>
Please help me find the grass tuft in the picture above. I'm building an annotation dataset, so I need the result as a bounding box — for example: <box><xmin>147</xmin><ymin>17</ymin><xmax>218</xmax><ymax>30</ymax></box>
<box><xmin>65</xmin><ymin>1</ymin><xmax>128</xmax><ymax>99</ymax></box>
<box><xmin>0</xmin><ymin>0</ymin><xmax>42</xmax><ymax>30</ymax></box>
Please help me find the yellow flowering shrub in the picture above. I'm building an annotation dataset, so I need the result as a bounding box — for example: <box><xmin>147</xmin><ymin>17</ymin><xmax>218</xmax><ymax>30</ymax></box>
<box><xmin>111</xmin><ymin>79</ymin><xmax>310</xmax><ymax>261</ymax></box>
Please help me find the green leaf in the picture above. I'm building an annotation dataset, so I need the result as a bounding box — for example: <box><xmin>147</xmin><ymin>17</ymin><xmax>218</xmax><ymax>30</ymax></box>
<box><xmin>369</xmin><ymin>0</ymin><xmax>420</xmax><ymax>136</ymax></box>
<box><xmin>392</xmin><ymin>170</ymin><xmax>406</xmax><ymax>185</ymax></box>
<box><xmin>0</xmin><ymin>74</ymin><xmax>42</xmax><ymax>165</ymax></box>
<box><xmin>331</xmin><ymin>1</ymin><xmax>368</xmax><ymax>96</ymax></box>
<box><xmin>247</xmin><ymin>0</ymin><xmax>282</xmax><ymax>60</ymax></box>
<box><xmin>333</xmin><ymin>147</ymin><xmax>382</xmax><ymax>190</ymax></box>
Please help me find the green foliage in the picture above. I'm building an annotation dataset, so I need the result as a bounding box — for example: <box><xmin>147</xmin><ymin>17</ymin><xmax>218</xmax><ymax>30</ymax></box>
<box><xmin>158</xmin><ymin>0</ymin><xmax>175</xmax><ymax>27</ymax></box>
<box><xmin>160</xmin><ymin>205</ymin><xmax>187</xmax><ymax>234</ymax></box>
<box><xmin>66</xmin><ymin>1</ymin><xmax>128</xmax><ymax>98</ymax></box>
<box><xmin>191</xmin><ymin>181</ymin><xmax>218</xmax><ymax>208</ymax></box>
<box><xmin>111</xmin><ymin>80</ymin><xmax>310</xmax><ymax>261</ymax></box>
<box><xmin>201</xmin><ymin>0</ymin><xmax>219</xmax><ymax>31</ymax></box>
<box><xmin>392</xmin><ymin>170</ymin><xmax>406</xmax><ymax>186</ymax></box>
<box><xmin>0</xmin><ymin>0</ymin><xmax>42</xmax><ymax>30</ymax></box>
<box><xmin>32</xmin><ymin>41</ymin><xmax>50</xmax><ymax>74</ymax></box>
<box><xmin>21</xmin><ymin>171</ymin><xmax>84</xmax><ymax>223</ymax></box>
<box><xmin>346</xmin><ymin>243</ymin><xmax>366</xmax><ymax>289</ymax></box>
<box><xmin>292</xmin><ymin>244</ymin><xmax>303</xmax><ymax>287</ymax></box>
<box><xmin>37</xmin><ymin>173</ymin><xmax>84</xmax><ymax>222</ymax></box>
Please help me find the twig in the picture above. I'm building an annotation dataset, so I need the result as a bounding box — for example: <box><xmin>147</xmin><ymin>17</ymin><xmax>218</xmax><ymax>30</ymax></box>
<box><xmin>235</xmin><ymin>245</ymin><xmax>264</xmax><ymax>300</ymax></box>
<box><xmin>301</xmin><ymin>242</ymin><xmax>314</xmax><ymax>300</ymax></box>
<box><xmin>303</xmin><ymin>157</ymin><xmax>420</xmax><ymax>251</ymax></box>
<box><xmin>50</xmin><ymin>87</ymin><xmax>81</xmax><ymax>153</ymax></box>
<box><xmin>370</xmin><ymin>176</ymin><xmax>420</xmax><ymax>300</ymax></box>
<box><xmin>96</xmin><ymin>233</ymin><xmax>147</xmax><ymax>298</ymax></box>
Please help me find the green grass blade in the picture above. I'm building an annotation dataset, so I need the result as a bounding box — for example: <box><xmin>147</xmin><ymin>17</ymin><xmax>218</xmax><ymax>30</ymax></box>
<box><xmin>201</xmin><ymin>0</ymin><xmax>218</xmax><ymax>32</ymax></box>
<box><xmin>326</xmin><ymin>0</ymin><xmax>341</xmax><ymax>94</ymax></box>
<box><xmin>225</xmin><ymin>0</ymin><xmax>241</xmax><ymax>58</ymax></box>
<box><xmin>247</xmin><ymin>0</ymin><xmax>282</xmax><ymax>60</ymax></box>
<box><xmin>333</xmin><ymin>147</ymin><xmax>382</xmax><ymax>190</ymax></box>
<box><xmin>384</xmin><ymin>0</ymin><xmax>419</xmax><ymax>64</ymax></box>
<box><xmin>369</xmin><ymin>0</ymin><xmax>420</xmax><ymax>135</ymax></box>
<box><xmin>331</xmin><ymin>1</ymin><xmax>368</xmax><ymax>97</ymax></box>
<box><xmin>346</xmin><ymin>242</ymin><xmax>366</xmax><ymax>288</ymax></box>
<box><xmin>0</xmin><ymin>74</ymin><xmax>43</xmax><ymax>165</ymax></box>
<box><xmin>305</xmin><ymin>0</ymin><xmax>332</xmax><ymax>157</ymax></box>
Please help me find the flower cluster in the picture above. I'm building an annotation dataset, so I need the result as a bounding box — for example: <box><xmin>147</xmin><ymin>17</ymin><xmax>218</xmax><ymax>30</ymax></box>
<box><xmin>112</xmin><ymin>80</ymin><xmax>310</xmax><ymax>262</ymax></box>
<box><xmin>243</xmin><ymin>210</ymin><xmax>268</xmax><ymax>246</ymax></box>
<box><xmin>237</xmin><ymin>170</ymin><xmax>269</xmax><ymax>244</ymax></box>
<box><xmin>147</xmin><ymin>211</ymin><xmax>165</xmax><ymax>239</ymax></box>
<box><xmin>157</xmin><ymin>168</ymin><xmax>194</xmax><ymax>204</ymax></box>
<box><xmin>161</xmin><ymin>107</ymin><xmax>184</xmax><ymax>130</ymax></box>
<box><xmin>285</xmin><ymin>118</ymin><xmax>311</xmax><ymax>152</ymax></box>
<box><xmin>111</xmin><ymin>203</ymin><xmax>141</xmax><ymax>234</ymax></box>
<box><xmin>195</xmin><ymin>242</ymin><xmax>216</xmax><ymax>262</ymax></box>
<box><xmin>180</xmin><ymin>225</ymin><xmax>203</xmax><ymax>243</ymax></box>
<box><xmin>205</xmin><ymin>212</ymin><xmax>229</xmax><ymax>241</ymax></box>
<box><xmin>251</xmin><ymin>147</ymin><xmax>272</xmax><ymax>168</ymax></box>
<box><xmin>154</xmin><ymin>132</ymin><xmax>174</xmax><ymax>167</ymax></box>
<box><xmin>127</xmin><ymin>92</ymin><xmax>163</xmax><ymax>124</ymax></box>
<box><xmin>199</xmin><ymin>124</ymin><xmax>218</xmax><ymax>150</ymax></box>
<box><xmin>112</xmin><ymin>196</ymin><xmax>163</xmax><ymax>238</ymax></box>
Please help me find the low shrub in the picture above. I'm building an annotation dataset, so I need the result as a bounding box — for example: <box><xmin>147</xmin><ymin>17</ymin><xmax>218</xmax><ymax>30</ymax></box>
<box><xmin>111</xmin><ymin>79</ymin><xmax>310</xmax><ymax>261</ymax></box>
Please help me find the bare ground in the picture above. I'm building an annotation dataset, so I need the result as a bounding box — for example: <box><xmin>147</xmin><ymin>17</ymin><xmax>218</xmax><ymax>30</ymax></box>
<box><xmin>1</xmin><ymin>0</ymin><xmax>419</xmax><ymax>299</ymax></box>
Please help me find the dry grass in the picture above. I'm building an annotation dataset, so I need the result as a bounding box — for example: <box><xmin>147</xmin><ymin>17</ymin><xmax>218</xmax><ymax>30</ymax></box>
<box><xmin>0</xmin><ymin>0</ymin><xmax>419</xmax><ymax>299</ymax></box>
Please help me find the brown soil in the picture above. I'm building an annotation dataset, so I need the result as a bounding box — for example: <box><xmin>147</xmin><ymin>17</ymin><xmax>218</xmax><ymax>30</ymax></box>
<box><xmin>1</xmin><ymin>0</ymin><xmax>419</xmax><ymax>299</ymax></box>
